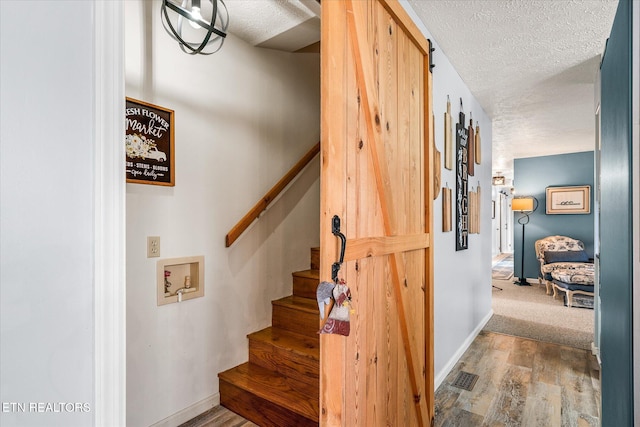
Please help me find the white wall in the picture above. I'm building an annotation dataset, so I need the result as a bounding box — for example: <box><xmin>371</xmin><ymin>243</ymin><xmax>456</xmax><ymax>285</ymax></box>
<box><xmin>125</xmin><ymin>1</ymin><xmax>320</xmax><ymax>425</ymax></box>
<box><xmin>402</xmin><ymin>2</ymin><xmax>494</xmax><ymax>387</ymax></box>
<box><xmin>0</xmin><ymin>2</ymin><xmax>96</xmax><ymax>426</ymax></box>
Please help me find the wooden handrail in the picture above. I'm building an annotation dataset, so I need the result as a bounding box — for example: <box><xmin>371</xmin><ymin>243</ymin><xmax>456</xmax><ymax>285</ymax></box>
<box><xmin>225</xmin><ymin>141</ymin><xmax>320</xmax><ymax>247</ymax></box>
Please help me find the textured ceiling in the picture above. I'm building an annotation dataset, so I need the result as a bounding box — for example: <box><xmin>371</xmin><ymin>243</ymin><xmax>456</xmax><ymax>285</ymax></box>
<box><xmin>225</xmin><ymin>0</ymin><xmax>320</xmax><ymax>50</ymax></box>
<box><xmin>224</xmin><ymin>0</ymin><xmax>618</xmax><ymax>182</ymax></box>
<box><xmin>408</xmin><ymin>0</ymin><xmax>619</xmax><ymax>182</ymax></box>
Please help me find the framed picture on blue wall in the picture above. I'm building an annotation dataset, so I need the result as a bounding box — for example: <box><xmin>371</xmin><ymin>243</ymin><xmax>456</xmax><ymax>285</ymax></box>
<box><xmin>546</xmin><ymin>185</ymin><xmax>591</xmax><ymax>214</ymax></box>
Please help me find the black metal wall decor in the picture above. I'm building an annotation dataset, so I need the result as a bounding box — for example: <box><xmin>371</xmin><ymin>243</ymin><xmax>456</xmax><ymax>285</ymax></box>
<box><xmin>455</xmin><ymin>101</ymin><xmax>469</xmax><ymax>251</ymax></box>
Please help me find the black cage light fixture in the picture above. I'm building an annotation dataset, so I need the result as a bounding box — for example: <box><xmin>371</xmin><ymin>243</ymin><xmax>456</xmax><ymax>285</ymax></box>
<box><xmin>161</xmin><ymin>0</ymin><xmax>229</xmax><ymax>55</ymax></box>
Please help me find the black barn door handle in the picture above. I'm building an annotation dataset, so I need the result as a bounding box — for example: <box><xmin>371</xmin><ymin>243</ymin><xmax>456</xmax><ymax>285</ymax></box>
<box><xmin>331</xmin><ymin>215</ymin><xmax>346</xmax><ymax>282</ymax></box>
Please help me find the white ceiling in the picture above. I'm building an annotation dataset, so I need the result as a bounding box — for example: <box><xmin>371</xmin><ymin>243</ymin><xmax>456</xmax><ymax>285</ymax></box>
<box><xmin>224</xmin><ymin>0</ymin><xmax>619</xmax><ymax>182</ymax></box>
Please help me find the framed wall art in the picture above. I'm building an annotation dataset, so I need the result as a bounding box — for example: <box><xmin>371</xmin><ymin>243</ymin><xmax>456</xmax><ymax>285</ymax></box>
<box><xmin>125</xmin><ymin>97</ymin><xmax>175</xmax><ymax>186</ymax></box>
<box><xmin>546</xmin><ymin>185</ymin><xmax>591</xmax><ymax>214</ymax></box>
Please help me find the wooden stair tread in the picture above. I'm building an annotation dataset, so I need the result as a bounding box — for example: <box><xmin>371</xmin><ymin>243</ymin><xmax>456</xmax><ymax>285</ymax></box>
<box><xmin>249</xmin><ymin>327</ymin><xmax>319</xmax><ymax>359</ymax></box>
<box><xmin>272</xmin><ymin>295</ymin><xmax>318</xmax><ymax>314</ymax></box>
<box><xmin>219</xmin><ymin>362</ymin><xmax>319</xmax><ymax>421</ymax></box>
<box><xmin>293</xmin><ymin>269</ymin><xmax>319</xmax><ymax>279</ymax></box>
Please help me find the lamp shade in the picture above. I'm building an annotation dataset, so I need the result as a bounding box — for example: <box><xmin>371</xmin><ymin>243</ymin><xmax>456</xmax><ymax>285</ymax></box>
<box><xmin>512</xmin><ymin>197</ymin><xmax>534</xmax><ymax>212</ymax></box>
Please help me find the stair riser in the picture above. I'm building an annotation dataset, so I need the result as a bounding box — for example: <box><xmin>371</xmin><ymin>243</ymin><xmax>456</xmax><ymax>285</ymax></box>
<box><xmin>293</xmin><ymin>275</ymin><xmax>318</xmax><ymax>299</ymax></box>
<box><xmin>220</xmin><ymin>380</ymin><xmax>318</xmax><ymax>427</ymax></box>
<box><xmin>249</xmin><ymin>338</ymin><xmax>319</xmax><ymax>387</ymax></box>
<box><xmin>272</xmin><ymin>304</ymin><xmax>319</xmax><ymax>336</ymax></box>
<box><xmin>310</xmin><ymin>248</ymin><xmax>320</xmax><ymax>270</ymax></box>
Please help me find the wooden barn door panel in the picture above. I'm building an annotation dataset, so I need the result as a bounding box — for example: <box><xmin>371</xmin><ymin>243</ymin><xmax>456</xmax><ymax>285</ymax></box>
<box><xmin>320</xmin><ymin>1</ymin><xmax>434</xmax><ymax>426</ymax></box>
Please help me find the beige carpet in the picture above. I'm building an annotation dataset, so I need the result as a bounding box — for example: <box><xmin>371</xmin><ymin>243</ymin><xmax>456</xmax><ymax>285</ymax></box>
<box><xmin>484</xmin><ymin>278</ymin><xmax>594</xmax><ymax>350</ymax></box>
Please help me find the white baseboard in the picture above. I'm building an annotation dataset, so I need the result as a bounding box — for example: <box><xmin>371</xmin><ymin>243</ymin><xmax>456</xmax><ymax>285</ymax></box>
<box><xmin>150</xmin><ymin>394</ymin><xmax>220</xmax><ymax>427</ymax></box>
<box><xmin>434</xmin><ymin>310</ymin><xmax>493</xmax><ymax>390</ymax></box>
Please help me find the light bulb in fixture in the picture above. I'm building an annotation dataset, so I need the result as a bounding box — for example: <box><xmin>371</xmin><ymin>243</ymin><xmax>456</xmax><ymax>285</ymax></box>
<box><xmin>188</xmin><ymin>5</ymin><xmax>202</xmax><ymax>29</ymax></box>
<box><xmin>492</xmin><ymin>175</ymin><xmax>505</xmax><ymax>186</ymax></box>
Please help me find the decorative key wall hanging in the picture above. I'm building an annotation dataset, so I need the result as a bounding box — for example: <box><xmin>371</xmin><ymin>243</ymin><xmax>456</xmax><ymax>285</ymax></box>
<box><xmin>475</xmin><ymin>122</ymin><xmax>481</xmax><ymax>164</ymax></box>
<box><xmin>444</xmin><ymin>95</ymin><xmax>453</xmax><ymax>170</ymax></box>
<box><xmin>433</xmin><ymin>114</ymin><xmax>441</xmax><ymax>200</ymax></box>
<box><xmin>442</xmin><ymin>184</ymin><xmax>452</xmax><ymax>232</ymax></box>
<box><xmin>467</xmin><ymin>182</ymin><xmax>481</xmax><ymax>235</ymax></box>
<box><xmin>468</xmin><ymin>186</ymin><xmax>476</xmax><ymax>235</ymax></box>
<box><xmin>476</xmin><ymin>182</ymin><xmax>481</xmax><ymax>234</ymax></box>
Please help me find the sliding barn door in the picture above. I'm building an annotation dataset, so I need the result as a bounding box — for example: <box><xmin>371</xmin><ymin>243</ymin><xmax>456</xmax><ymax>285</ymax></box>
<box><xmin>320</xmin><ymin>1</ymin><xmax>434</xmax><ymax>426</ymax></box>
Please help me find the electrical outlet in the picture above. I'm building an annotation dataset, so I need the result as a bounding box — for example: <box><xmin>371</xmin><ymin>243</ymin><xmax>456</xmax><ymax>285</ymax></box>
<box><xmin>147</xmin><ymin>236</ymin><xmax>160</xmax><ymax>258</ymax></box>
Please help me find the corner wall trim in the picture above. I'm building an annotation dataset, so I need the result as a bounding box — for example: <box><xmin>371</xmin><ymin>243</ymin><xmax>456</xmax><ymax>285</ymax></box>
<box><xmin>93</xmin><ymin>1</ymin><xmax>126</xmax><ymax>426</ymax></box>
<box><xmin>434</xmin><ymin>310</ymin><xmax>493</xmax><ymax>390</ymax></box>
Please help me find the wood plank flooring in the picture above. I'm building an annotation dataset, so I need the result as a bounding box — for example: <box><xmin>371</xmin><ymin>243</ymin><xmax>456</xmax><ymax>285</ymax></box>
<box><xmin>178</xmin><ymin>405</ymin><xmax>256</xmax><ymax>427</ymax></box>
<box><xmin>183</xmin><ymin>330</ymin><xmax>599</xmax><ymax>426</ymax></box>
<box><xmin>435</xmin><ymin>331</ymin><xmax>600</xmax><ymax>427</ymax></box>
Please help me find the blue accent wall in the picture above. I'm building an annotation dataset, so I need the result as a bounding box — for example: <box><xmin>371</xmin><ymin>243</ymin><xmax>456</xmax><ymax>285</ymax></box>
<box><xmin>599</xmin><ymin>0</ymin><xmax>634</xmax><ymax>424</ymax></box>
<box><xmin>513</xmin><ymin>151</ymin><xmax>594</xmax><ymax>280</ymax></box>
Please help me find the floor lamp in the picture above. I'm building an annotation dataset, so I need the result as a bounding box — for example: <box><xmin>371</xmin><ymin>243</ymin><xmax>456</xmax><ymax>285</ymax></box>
<box><xmin>512</xmin><ymin>196</ymin><xmax>535</xmax><ymax>286</ymax></box>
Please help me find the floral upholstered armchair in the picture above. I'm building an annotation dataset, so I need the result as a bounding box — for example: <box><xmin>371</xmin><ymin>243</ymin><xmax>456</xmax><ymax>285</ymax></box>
<box><xmin>534</xmin><ymin>235</ymin><xmax>595</xmax><ymax>306</ymax></box>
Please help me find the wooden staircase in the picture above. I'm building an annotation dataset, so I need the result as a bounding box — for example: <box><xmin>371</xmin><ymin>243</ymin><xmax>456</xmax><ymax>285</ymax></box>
<box><xmin>218</xmin><ymin>248</ymin><xmax>321</xmax><ymax>427</ymax></box>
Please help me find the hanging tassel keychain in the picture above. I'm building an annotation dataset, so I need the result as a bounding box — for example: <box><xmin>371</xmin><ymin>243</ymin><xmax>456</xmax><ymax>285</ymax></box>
<box><xmin>317</xmin><ymin>215</ymin><xmax>353</xmax><ymax>336</ymax></box>
<box><xmin>317</xmin><ymin>278</ymin><xmax>353</xmax><ymax>336</ymax></box>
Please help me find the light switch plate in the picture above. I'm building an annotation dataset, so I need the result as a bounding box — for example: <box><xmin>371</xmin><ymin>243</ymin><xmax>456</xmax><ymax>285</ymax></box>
<box><xmin>147</xmin><ymin>236</ymin><xmax>160</xmax><ymax>258</ymax></box>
